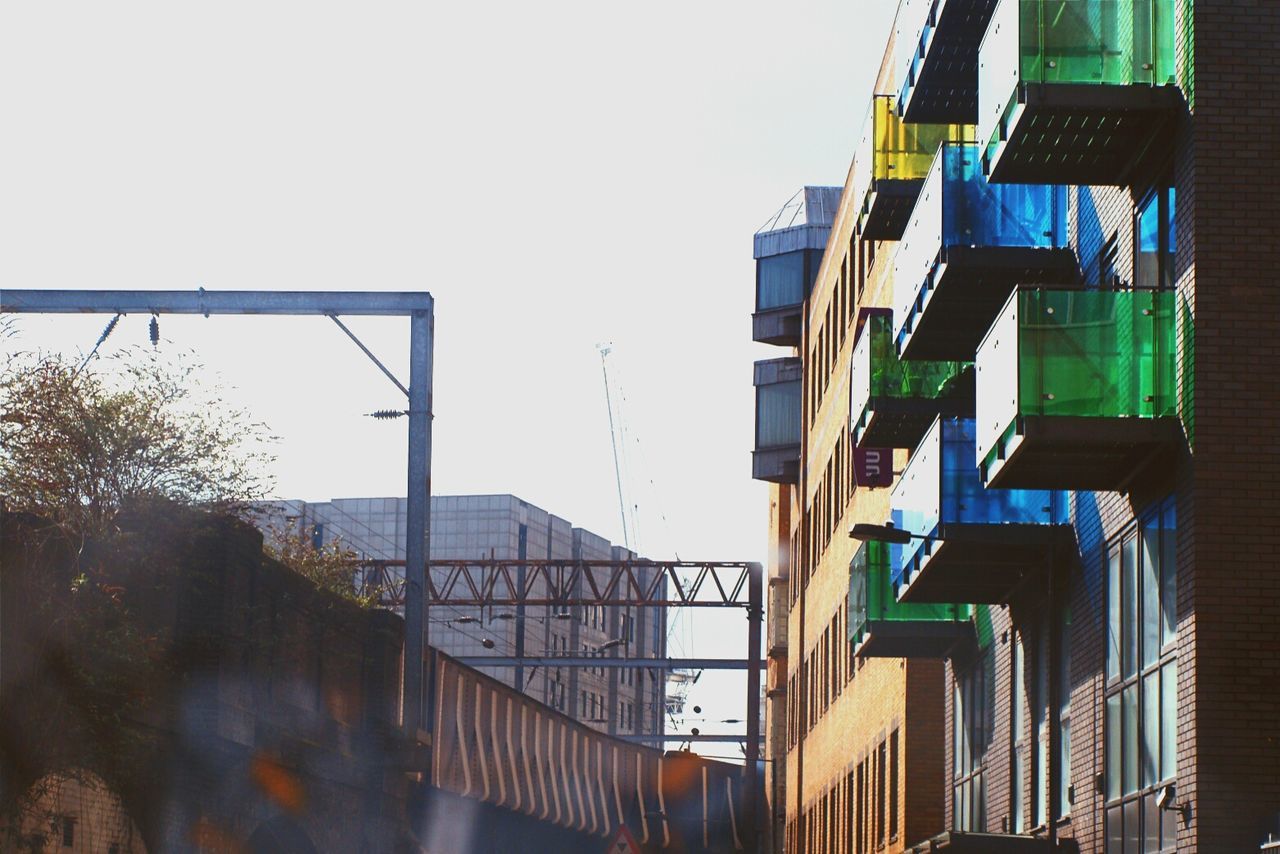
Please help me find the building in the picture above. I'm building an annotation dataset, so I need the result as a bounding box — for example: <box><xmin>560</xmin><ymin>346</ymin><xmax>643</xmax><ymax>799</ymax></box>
<box><xmin>756</xmin><ymin>0</ymin><xmax>1280</xmax><ymax>851</ymax></box>
<box><xmin>260</xmin><ymin>494</ymin><xmax>666</xmax><ymax>740</ymax></box>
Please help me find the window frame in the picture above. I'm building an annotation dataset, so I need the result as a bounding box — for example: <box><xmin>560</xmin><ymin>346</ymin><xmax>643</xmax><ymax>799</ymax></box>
<box><xmin>1104</xmin><ymin>498</ymin><xmax>1179</xmax><ymax>854</ymax></box>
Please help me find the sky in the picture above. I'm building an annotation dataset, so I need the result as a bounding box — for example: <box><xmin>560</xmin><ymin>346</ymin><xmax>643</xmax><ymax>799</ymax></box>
<box><xmin>0</xmin><ymin>0</ymin><xmax>894</xmax><ymax>747</ymax></box>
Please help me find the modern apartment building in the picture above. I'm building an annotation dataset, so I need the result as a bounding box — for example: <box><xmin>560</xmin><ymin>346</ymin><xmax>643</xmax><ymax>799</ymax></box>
<box><xmin>754</xmin><ymin>0</ymin><xmax>1280</xmax><ymax>851</ymax></box>
<box><xmin>260</xmin><ymin>494</ymin><xmax>666</xmax><ymax>740</ymax></box>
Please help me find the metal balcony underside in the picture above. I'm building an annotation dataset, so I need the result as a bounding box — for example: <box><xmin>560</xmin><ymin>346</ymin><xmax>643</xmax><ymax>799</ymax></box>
<box><xmin>752</xmin><ymin>304</ymin><xmax>803</xmax><ymax>346</ymax></box>
<box><xmin>982</xmin><ymin>415</ymin><xmax>1184</xmax><ymax>491</ymax></box>
<box><xmin>856</xmin><ymin>394</ymin><xmax>974</xmax><ymax>450</ymax></box>
<box><xmin>861</xmin><ymin>179</ymin><xmax>925</xmax><ymax>241</ymax></box>
<box><xmin>752</xmin><ymin>445</ymin><xmax>800</xmax><ymax>484</ymax></box>
<box><xmin>900</xmin><ymin>0</ymin><xmax>997</xmax><ymax>124</ymax></box>
<box><xmin>855</xmin><ymin>619</ymin><xmax>975</xmax><ymax>659</ymax></box>
<box><xmin>896</xmin><ymin>246</ymin><xmax>1078</xmax><ymax>361</ymax></box>
<box><xmin>897</xmin><ymin>523</ymin><xmax>1059</xmax><ymax>604</ymax></box>
<box><xmin>985</xmin><ymin>83</ymin><xmax>1185</xmax><ymax>185</ymax></box>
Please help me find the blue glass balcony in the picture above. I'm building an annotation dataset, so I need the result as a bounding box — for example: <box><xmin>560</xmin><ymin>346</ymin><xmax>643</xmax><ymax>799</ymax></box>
<box><xmin>978</xmin><ymin>0</ymin><xmax>1184</xmax><ymax>184</ymax></box>
<box><xmin>849</xmin><ymin>540</ymin><xmax>974</xmax><ymax>658</ymax></box>
<box><xmin>895</xmin><ymin>0</ymin><xmax>1000</xmax><ymax>124</ymax></box>
<box><xmin>850</xmin><ymin>308</ymin><xmax>974</xmax><ymax>450</ymax></box>
<box><xmin>893</xmin><ymin>142</ymin><xmax>1075</xmax><ymax>361</ymax></box>
<box><xmin>752</xmin><ymin>358</ymin><xmax>802</xmax><ymax>484</ymax></box>
<box><xmin>975</xmin><ymin>287</ymin><xmax>1185</xmax><ymax>490</ymax></box>
<box><xmin>891</xmin><ymin>416</ymin><xmax>1067</xmax><ymax>603</ymax></box>
<box><xmin>753</xmin><ymin>187</ymin><xmax>842</xmax><ymax>346</ymax></box>
<box><xmin>850</xmin><ymin>95</ymin><xmax>974</xmax><ymax>241</ymax></box>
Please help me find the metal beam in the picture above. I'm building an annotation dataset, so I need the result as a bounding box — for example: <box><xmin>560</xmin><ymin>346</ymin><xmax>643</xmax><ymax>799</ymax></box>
<box><xmin>357</xmin><ymin>559</ymin><xmax>758</xmax><ymax>608</ymax></box>
<box><xmin>453</xmin><ymin>656</ymin><xmax>766</xmax><ymax>670</ymax></box>
<box><xmin>0</xmin><ymin>288</ymin><xmax>433</xmax><ymax>316</ymax></box>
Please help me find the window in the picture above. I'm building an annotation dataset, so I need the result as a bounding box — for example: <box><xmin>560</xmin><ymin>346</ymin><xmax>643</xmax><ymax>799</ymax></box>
<box><xmin>889</xmin><ymin>729</ymin><xmax>899</xmax><ymax>840</ymax></box>
<box><xmin>61</xmin><ymin>817</ymin><xmax>75</xmax><ymax>847</ymax></box>
<box><xmin>1033</xmin><ymin>629</ymin><xmax>1047</xmax><ymax>829</ymax></box>
<box><xmin>1011</xmin><ymin>632</ymin><xmax>1027</xmax><ymax>832</ymax></box>
<box><xmin>756</xmin><ymin>250</ymin><xmax>817</xmax><ymax>311</ymax></box>
<box><xmin>1057</xmin><ymin>606</ymin><xmax>1073</xmax><ymax>819</ymax></box>
<box><xmin>954</xmin><ymin>647</ymin><xmax>993</xmax><ymax>831</ymax></box>
<box><xmin>856</xmin><ymin>761</ymin><xmax>866</xmax><ymax>854</ymax></box>
<box><xmin>1135</xmin><ymin>186</ymin><xmax>1176</xmax><ymax>289</ymax></box>
<box><xmin>1105</xmin><ymin>499</ymin><xmax>1178</xmax><ymax>853</ymax></box>
<box><xmin>876</xmin><ymin>740</ymin><xmax>886</xmax><ymax>846</ymax></box>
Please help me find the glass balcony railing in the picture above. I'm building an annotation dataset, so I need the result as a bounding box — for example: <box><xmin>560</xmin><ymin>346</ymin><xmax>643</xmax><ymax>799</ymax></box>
<box><xmin>891</xmin><ymin>416</ymin><xmax>1067</xmax><ymax>601</ymax></box>
<box><xmin>978</xmin><ymin>0</ymin><xmax>1182</xmax><ymax>183</ymax></box>
<box><xmin>892</xmin><ymin>141</ymin><xmax>1073</xmax><ymax>360</ymax></box>
<box><xmin>752</xmin><ymin>358</ymin><xmax>802</xmax><ymax>484</ymax></box>
<box><xmin>895</xmin><ymin>0</ymin><xmax>1001</xmax><ymax>123</ymax></box>
<box><xmin>850</xmin><ymin>95</ymin><xmax>974</xmax><ymax>240</ymax></box>
<box><xmin>975</xmin><ymin>287</ymin><xmax>1185</xmax><ymax>489</ymax></box>
<box><xmin>849</xmin><ymin>539</ymin><xmax>972</xmax><ymax>658</ymax></box>
<box><xmin>851</xmin><ymin>310</ymin><xmax>973</xmax><ymax>449</ymax></box>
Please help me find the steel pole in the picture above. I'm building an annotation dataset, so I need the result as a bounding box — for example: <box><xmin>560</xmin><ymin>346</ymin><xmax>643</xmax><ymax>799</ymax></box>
<box><xmin>404</xmin><ymin>306</ymin><xmax>434</xmax><ymax>734</ymax></box>
<box><xmin>745</xmin><ymin>561</ymin><xmax>764</xmax><ymax>852</ymax></box>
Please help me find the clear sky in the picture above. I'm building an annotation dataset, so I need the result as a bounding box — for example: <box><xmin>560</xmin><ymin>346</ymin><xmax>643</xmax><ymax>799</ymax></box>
<box><xmin>1</xmin><ymin>0</ymin><xmax>894</xmax><ymax>747</ymax></box>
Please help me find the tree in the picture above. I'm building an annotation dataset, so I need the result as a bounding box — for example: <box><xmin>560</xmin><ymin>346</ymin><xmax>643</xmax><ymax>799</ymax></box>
<box><xmin>0</xmin><ymin>348</ymin><xmax>276</xmax><ymax>537</ymax></box>
<box><xmin>262</xmin><ymin>523</ymin><xmax>377</xmax><ymax>608</ymax></box>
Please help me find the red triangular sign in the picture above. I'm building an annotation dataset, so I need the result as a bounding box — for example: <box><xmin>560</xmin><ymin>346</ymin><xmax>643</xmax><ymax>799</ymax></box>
<box><xmin>605</xmin><ymin>824</ymin><xmax>641</xmax><ymax>854</ymax></box>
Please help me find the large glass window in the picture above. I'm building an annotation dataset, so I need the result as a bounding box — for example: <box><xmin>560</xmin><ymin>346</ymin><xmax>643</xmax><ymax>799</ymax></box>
<box><xmin>1057</xmin><ymin>606</ymin><xmax>1072</xmax><ymax>819</ymax></box>
<box><xmin>756</xmin><ymin>380</ymin><xmax>801</xmax><ymax>449</ymax></box>
<box><xmin>1105</xmin><ymin>499</ymin><xmax>1178</xmax><ymax>854</ymax></box>
<box><xmin>756</xmin><ymin>250</ymin><xmax>818</xmax><ymax>311</ymax></box>
<box><xmin>953</xmin><ymin>647</ymin><xmax>993</xmax><ymax>831</ymax></box>
<box><xmin>1135</xmin><ymin>186</ymin><xmax>1177</xmax><ymax>289</ymax></box>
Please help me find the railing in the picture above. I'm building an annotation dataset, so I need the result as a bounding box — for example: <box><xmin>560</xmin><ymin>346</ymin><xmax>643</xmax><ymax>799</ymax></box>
<box><xmin>978</xmin><ymin>0</ymin><xmax>1179</xmax><ymax>156</ymax></box>
<box><xmin>894</xmin><ymin>142</ymin><xmax>1067</xmax><ymax>330</ymax></box>
<box><xmin>890</xmin><ymin>417</ymin><xmax>1066</xmax><ymax>584</ymax></box>
<box><xmin>975</xmin><ymin>287</ymin><xmax>1178</xmax><ymax>472</ymax></box>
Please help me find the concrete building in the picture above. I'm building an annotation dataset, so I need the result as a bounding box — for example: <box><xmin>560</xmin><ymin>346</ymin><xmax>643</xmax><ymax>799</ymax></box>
<box><xmin>755</xmin><ymin>0</ymin><xmax>1280</xmax><ymax>851</ymax></box>
<box><xmin>260</xmin><ymin>494</ymin><xmax>666</xmax><ymax>740</ymax></box>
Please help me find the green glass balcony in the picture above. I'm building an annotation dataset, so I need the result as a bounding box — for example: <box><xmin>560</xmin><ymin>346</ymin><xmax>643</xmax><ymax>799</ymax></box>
<box><xmin>752</xmin><ymin>358</ymin><xmax>802</xmax><ymax>484</ymax></box>
<box><xmin>849</xmin><ymin>540</ymin><xmax>974</xmax><ymax>658</ymax></box>
<box><xmin>978</xmin><ymin>0</ymin><xmax>1184</xmax><ymax>184</ymax></box>
<box><xmin>895</xmin><ymin>0</ymin><xmax>1000</xmax><ymax>124</ymax></box>
<box><xmin>850</xmin><ymin>94</ymin><xmax>974</xmax><ymax>241</ymax></box>
<box><xmin>976</xmin><ymin>287</ymin><xmax>1185</xmax><ymax>490</ymax></box>
<box><xmin>850</xmin><ymin>309</ymin><xmax>974</xmax><ymax>450</ymax></box>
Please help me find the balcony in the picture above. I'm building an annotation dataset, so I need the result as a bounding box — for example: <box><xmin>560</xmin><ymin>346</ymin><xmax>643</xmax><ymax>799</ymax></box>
<box><xmin>976</xmin><ymin>287</ymin><xmax>1185</xmax><ymax>490</ymax></box>
<box><xmin>892</xmin><ymin>416</ymin><xmax>1067</xmax><ymax>603</ymax></box>
<box><xmin>849</xmin><ymin>540</ymin><xmax>973</xmax><ymax>658</ymax></box>
<box><xmin>850</xmin><ymin>308</ymin><xmax>974</xmax><ymax>450</ymax></box>
<box><xmin>893</xmin><ymin>141</ymin><xmax>1076</xmax><ymax>361</ymax></box>
<box><xmin>895</xmin><ymin>0</ymin><xmax>1000</xmax><ymax>124</ymax></box>
<box><xmin>753</xmin><ymin>187</ymin><xmax>842</xmax><ymax>346</ymax></box>
<box><xmin>978</xmin><ymin>0</ymin><xmax>1184</xmax><ymax>185</ymax></box>
<box><xmin>851</xmin><ymin>95</ymin><xmax>974</xmax><ymax>241</ymax></box>
<box><xmin>752</xmin><ymin>358</ymin><xmax>802</xmax><ymax>484</ymax></box>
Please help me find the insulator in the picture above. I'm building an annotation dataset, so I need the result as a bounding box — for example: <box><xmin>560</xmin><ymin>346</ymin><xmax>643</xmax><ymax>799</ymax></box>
<box><xmin>149</xmin><ymin>316</ymin><xmax>159</xmax><ymax>346</ymax></box>
<box><xmin>97</xmin><ymin>314</ymin><xmax>120</xmax><ymax>347</ymax></box>
<box><xmin>368</xmin><ymin>409</ymin><xmax>406</xmax><ymax>420</ymax></box>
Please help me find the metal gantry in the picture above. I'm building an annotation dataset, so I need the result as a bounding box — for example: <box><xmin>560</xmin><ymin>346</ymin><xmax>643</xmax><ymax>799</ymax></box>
<box><xmin>0</xmin><ymin>288</ymin><xmax>436</xmax><ymax>733</ymax></box>
<box><xmin>359</xmin><ymin>557</ymin><xmax>766</xmax><ymax>847</ymax></box>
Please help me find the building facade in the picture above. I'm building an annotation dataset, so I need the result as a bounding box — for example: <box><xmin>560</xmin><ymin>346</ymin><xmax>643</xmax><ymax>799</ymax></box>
<box><xmin>756</xmin><ymin>0</ymin><xmax>1280</xmax><ymax>851</ymax></box>
<box><xmin>261</xmin><ymin>494</ymin><xmax>667</xmax><ymax>741</ymax></box>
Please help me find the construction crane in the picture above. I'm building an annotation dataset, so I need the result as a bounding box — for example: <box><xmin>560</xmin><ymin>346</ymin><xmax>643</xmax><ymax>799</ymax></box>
<box><xmin>597</xmin><ymin>343</ymin><xmax>698</xmax><ymax>731</ymax></box>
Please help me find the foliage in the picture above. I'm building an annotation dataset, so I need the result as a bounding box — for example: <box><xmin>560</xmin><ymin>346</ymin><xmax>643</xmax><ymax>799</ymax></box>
<box><xmin>264</xmin><ymin>523</ymin><xmax>377</xmax><ymax>608</ymax></box>
<box><xmin>0</xmin><ymin>348</ymin><xmax>276</xmax><ymax>537</ymax></box>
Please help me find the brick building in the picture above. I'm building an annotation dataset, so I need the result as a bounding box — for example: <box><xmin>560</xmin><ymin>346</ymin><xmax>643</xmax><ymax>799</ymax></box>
<box><xmin>754</xmin><ymin>1</ymin><xmax>1280</xmax><ymax>851</ymax></box>
<box><xmin>258</xmin><ymin>494</ymin><xmax>667</xmax><ymax>741</ymax></box>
